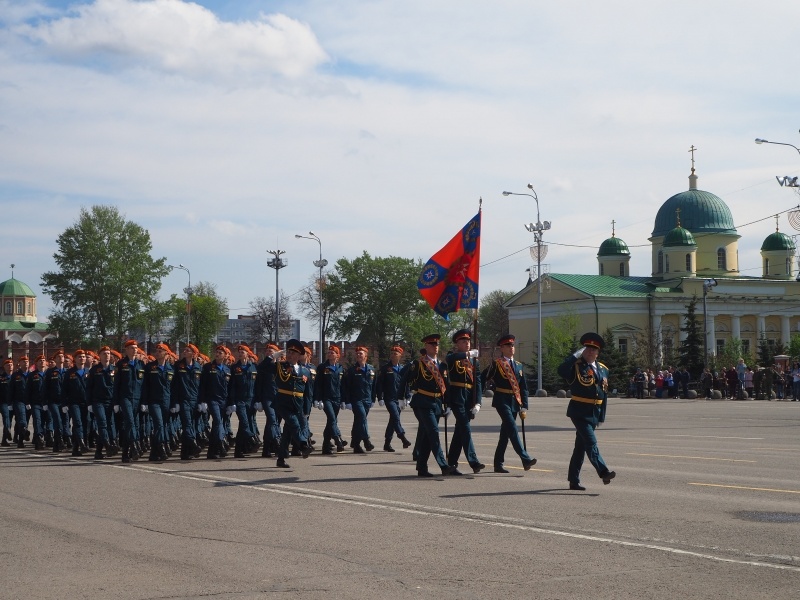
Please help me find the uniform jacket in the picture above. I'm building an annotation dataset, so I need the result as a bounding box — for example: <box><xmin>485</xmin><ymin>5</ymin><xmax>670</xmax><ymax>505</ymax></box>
<box><xmin>399</xmin><ymin>356</ymin><xmax>448</xmax><ymax>412</ymax></box>
<box><xmin>170</xmin><ymin>358</ymin><xmax>201</xmax><ymax>405</ymax></box>
<box><xmin>481</xmin><ymin>358</ymin><xmax>528</xmax><ymax>412</ymax></box>
<box><xmin>199</xmin><ymin>361</ymin><xmax>231</xmax><ymax>405</ymax></box>
<box><xmin>444</xmin><ymin>352</ymin><xmax>481</xmax><ymax>408</ymax></box>
<box><xmin>375</xmin><ymin>361</ymin><xmax>407</xmax><ymax>403</ymax></box>
<box><xmin>342</xmin><ymin>364</ymin><xmax>376</xmax><ymax>405</ymax></box>
<box><xmin>255</xmin><ymin>356</ymin><xmax>277</xmax><ymax>405</ymax></box>
<box><xmin>557</xmin><ymin>354</ymin><xmax>608</xmax><ymax>423</ymax></box>
<box><xmin>271</xmin><ymin>360</ymin><xmax>312</xmax><ymax>415</ymax></box>
<box><xmin>88</xmin><ymin>363</ymin><xmax>115</xmax><ymax>404</ymax></box>
<box><xmin>42</xmin><ymin>367</ymin><xmax>67</xmax><ymax>407</ymax></box>
<box><xmin>65</xmin><ymin>367</ymin><xmax>89</xmax><ymax>406</ymax></box>
<box><xmin>141</xmin><ymin>361</ymin><xmax>174</xmax><ymax>407</ymax></box>
<box><xmin>314</xmin><ymin>361</ymin><xmax>343</xmax><ymax>403</ymax></box>
<box><xmin>9</xmin><ymin>369</ymin><xmax>28</xmax><ymax>405</ymax></box>
<box><xmin>228</xmin><ymin>360</ymin><xmax>257</xmax><ymax>406</ymax></box>
<box><xmin>113</xmin><ymin>356</ymin><xmax>145</xmax><ymax>404</ymax></box>
<box><xmin>27</xmin><ymin>370</ymin><xmax>47</xmax><ymax>406</ymax></box>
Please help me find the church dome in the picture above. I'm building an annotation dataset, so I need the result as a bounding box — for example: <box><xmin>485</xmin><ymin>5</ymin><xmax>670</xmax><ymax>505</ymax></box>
<box><xmin>663</xmin><ymin>226</ymin><xmax>696</xmax><ymax>247</ymax></box>
<box><xmin>597</xmin><ymin>236</ymin><xmax>630</xmax><ymax>257</ymax></box>
<box><xmin>761</xmin><ymin>231</ymin><xmax>795</xmax><ymax>252</ymax></box>
<box><xmin>0</xmin><ymin>278</ymin><xmax>35</xmax><ymax>297</ymax></box>
<box><xmin>652</xmin><ymin>189</ymin><xmax>736</xmax><ymax>238</ymax></box>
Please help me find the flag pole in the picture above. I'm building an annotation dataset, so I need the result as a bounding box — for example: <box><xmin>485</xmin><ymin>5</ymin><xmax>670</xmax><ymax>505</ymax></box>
<box><xmin>471</xmin><ymin>198</ymin><xmax>482</xmax><ymax>414</ymax></box>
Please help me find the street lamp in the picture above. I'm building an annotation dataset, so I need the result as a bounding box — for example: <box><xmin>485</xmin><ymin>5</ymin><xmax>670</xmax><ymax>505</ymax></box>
<box><xmin>503</xmin><ymin>185</ymin><xmax>551</xmax><ymax>395</ymax></box>
<box><xmin>755</xmin><ymin>133</ymin><xmax>800</xmax><ymax>156</ymax></box>
<box><xmin>295</xmin><ymin>231</ymin><xmax>328</xmax><ymax>364</ymax></box>
<box><xmin>266</xmin><ymin>250</ymin><xmax>287</xmax><ymax>343</ymax></box>
<box><xmin>168</xmin><ymin>264</ymin><xmax>191</xmax><ymax>345</ymax></box>
<box><xmin>703</xmin><ymin>278</ymin><xmax>717</xmax><ymax>370</ymax></box>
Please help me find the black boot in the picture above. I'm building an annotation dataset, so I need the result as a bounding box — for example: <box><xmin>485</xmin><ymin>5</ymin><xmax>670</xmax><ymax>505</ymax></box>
<box><xmin>64</xmin><ymin>435</ymin><xmax>72</xmax><ymax>449</ymax></box>
<box><xmin>207</xmin><ymin>438</ymin><xmax>222</xmax><ymax>459</ymax></box>
<box><xmin>399</xmin><ymin>434</ymin><xmax>412</xmax><ymax>449</ymax></box>
<box><xmin>2</xmin><ymin>429</ymin><xmax>10</xmax><ymax>447</ymax></box>
<box><xmin>121</xmin><ymin>446</ymin><xmax>131</xmax><ymax>463</ymax></box>
<box><xmin>363</xmin><ymin>438</ymin><xmax>375</xmax><ymax>451</ymax></box>
<box><xmin>106</xmin><ymin>441</ymin><xmax>119</xmax><ymax>457</ymax></box>
<box><xmin>352</xmin><ymin>442</ymin><xmax>365</xmax><ymax>454</ymax></box>
<box><xmin>44</xmin><ymin>430</ymin><xmax>53</xmax><ymax>448</ymax></box>
<box><xmin>94</xmin><ymin>441</ymin><xmax>105</xmax><ymax>460</ymax></box>
<box><xmin>383</xmin><ymin>441</ymin><xmax>395</xmax><ymax>452</ymax></box>
<box><xmin>34</xmin><ymin>435</ymin><xmax>44</xmax><ymax>450</ymax></box>
<box><xmin>52</xmin><ymin>435</ymin><xmax>62</xmax><ymax>453</ymax></box>
<box><xmin>321</xmin><ymin>441</ymin><xmax>334</xmax><ymax>455</ymax></box>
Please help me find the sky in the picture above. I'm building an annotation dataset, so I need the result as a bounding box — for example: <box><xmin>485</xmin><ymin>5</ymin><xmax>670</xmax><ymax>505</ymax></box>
<box><xmin>2</xmin><ymin>0</ymin><xmax>800</xmax><ymax>340</ymax></box>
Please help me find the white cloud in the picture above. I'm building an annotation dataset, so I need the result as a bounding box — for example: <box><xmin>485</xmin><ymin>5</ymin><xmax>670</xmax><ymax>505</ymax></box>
<box><xmin>15</xmin><ymin>0</ymin><xmax>328</xmax><ymax>80</ymax></box>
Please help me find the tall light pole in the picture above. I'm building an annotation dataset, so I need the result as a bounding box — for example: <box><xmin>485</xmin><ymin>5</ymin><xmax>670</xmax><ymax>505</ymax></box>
<box><xmin>755</xmin><ymin>133</ymin><xmax>800</xmax><ymax>157</ymax></box>
<box><xmin>295</xmin><ymin>232</ymin><xmax>327</xmax><ymax>364</ymax></box>
<box><xmin>168</xmin><ymin>264</ymin><xmax>191</xmax><ymax>345</ymax></box>
<box><xmin>702</xmin><ymin>278</ymin><xmax>717</xmax><ymax>370</ymax></box>
<box><xmin>266</xmin><ymin>250</ymin><xmax>287</xmax><ymax>343</ymax></box>
<box><xmin>503</xmin><ymin>185</ymin><xmax>551</xmax><ymax>395</ymax></box>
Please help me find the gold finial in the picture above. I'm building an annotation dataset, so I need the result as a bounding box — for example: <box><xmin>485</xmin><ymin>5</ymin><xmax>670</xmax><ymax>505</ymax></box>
<box><xmin>10</xmin><ymin>264</ymin><xmax>14</xmax><ymax>279</ymax></box>
<box><xmin>688</xmin><ymin>145</ymin><xmax>697</xmax><ymax>174</ymax></box>
<box><xmin>676</xmin><ymin>207</ymin><xmax>682</xmax><ymax>228</ymax></box>
<box><xmin>611</xmin><ymin>219</ymin><xmax>616</xmax><ymax>237</ymax></box>
<box><xmin>775</xmin><ymin>214</ymin><xmax>780</xmax><ymax>232</ymax></box>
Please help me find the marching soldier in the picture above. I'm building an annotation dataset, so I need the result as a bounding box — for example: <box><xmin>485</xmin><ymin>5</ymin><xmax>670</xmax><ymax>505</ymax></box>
<box><xmin>481</xmin><ymin>335</ymin><xmax>536</xmax><ymax>473</ymax></box>
<box><xmin>113</xmin><ymin>340</ymin><xmax>145</xmax><ymax>462</ymax></box>
<box><xmin>43</xmin><ymin>350</ymin><xmax>68</xmax><ymax>453</ymax></box>
<box><xmin>0</xmin><ymin>358</ymin><xmax>14</xmax><ymax>446</ymax></box>
<box><xmin>398</xmin><ymin>334</ymin><xmax>459</xmax><ymax>476</ymax></box>
<box><xmin>65</xmin><ymin>350</ymin><xmax>90</xmax><ymax>456</ymax></box>
<box><xmin>199</xmin><ymin>345</ymin><xmax>231</xmax><ymax>459</ymax></box>
<box><xmin>342</xmin><ymin>346</ymin><xmax>376</xmax><ymax>453</ymax></box>
<box><xmin>376</xmin><ymin>345</ymin><xmax>412</xmax><ymax>452</ymax></box>
<box><xmin>10</xmin><ymin>355</ymin><xmax>30</xmax><ymax>448</ymax></box>
<box><xmin>171</xmin><ymin>343</ymin><xmax>202</xmax><ymax>460</ymax></box>
<box><xmin>557</xmin><ymin>332</ymin><xmax>616</xmax><ymax>490</ymax></box>
<box><xmin>314</xmin><ymin>345</ymin><xmax>347</xmax><ymax>454</ymax></box>
<box><xmin>445</xmin><ymin>330</ymin><xmax>484</xmax><ymax>473</ymax></box>
<box><xmin>27</xmin><ymin>354</ymin><xmax>49</xmax><ymax>450</ymax></box>
<box><xmin>228</xmin><ymin>344</ymin><xmax>259</xmax><ymax>458</ymax></box>
<box><xmin>256</xmin><ymin>343</ymin><xmax>281</xmax><ymax>458</ymax></box>
<box><xmin>140</xmin><ymin>343</ymin><xmax>174</xmax><ymax>461</ymax></box>
<box><xmin>270</xmin><ymin>339</ymin><xmax>313</xmax><ymax>467</ymax></box>
<box><xmin>87</xmin><ymin>346</ymin><xmax>119</xmax><ymax>459</ymax></box>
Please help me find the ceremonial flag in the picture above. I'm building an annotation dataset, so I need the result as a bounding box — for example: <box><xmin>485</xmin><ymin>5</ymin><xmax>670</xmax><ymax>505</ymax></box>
<box><xmin>417</xmin><ymin>211</ymin><xmax>481</xmax><ymax>320</ymax></box>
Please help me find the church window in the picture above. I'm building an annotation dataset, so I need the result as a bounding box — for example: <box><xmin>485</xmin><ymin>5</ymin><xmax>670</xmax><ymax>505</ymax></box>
<box><xmin>685</xmin><ymin>253</ymin><xmax>691</xmax><ymax>271</ymax></box>
<box><xmin>764</xmin><ymin>258</ymin><xmax>770</xmax><ymax>276</ymax></box>
<box><xmin>717</xmin><ymin>249</ymin><xmax>726</xmax><ymax>271</ymax></box>
<box><xmin>657</xmin><ymin>250</ymin><xmax>663</xmax><ymax>273</ymax></box>
<box><xmin>665</xmin><ymin>255</ymin><xmax>670</xmax><ymax>272</ymax></box>
<box><xmin>600</xmin><ymin>263</ymin><xmax>604</xmax><ymax>276</ymax></box>
<box><xmin>16</xmin><ymin>301</ymin><xmax>23</xmax><ymax>314</ymax></box>
<box><xmin>619</xmin><ymin>262</ymin><xmax>625</xmax><ymax>276</ymax></box>
<box><xmin>618</xmin><ymin>338</ymin><xmax>628</xmax><ymax>354</ymax></box>
<box><xmin>4</xmin><ymin>301</ymin><xmax>10</xmax><ymax>315</ymax></box>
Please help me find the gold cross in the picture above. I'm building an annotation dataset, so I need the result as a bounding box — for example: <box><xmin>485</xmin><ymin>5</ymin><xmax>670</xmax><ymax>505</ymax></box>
<box><xmin>688</xmin><ymin>145</ymin><xmax>697</xmax><ymax>172</ymax></box>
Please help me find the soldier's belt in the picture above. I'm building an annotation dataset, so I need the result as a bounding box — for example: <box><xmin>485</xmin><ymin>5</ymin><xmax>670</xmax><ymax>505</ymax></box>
<box><xmin>413</xmin><ymin>389</ymin><xmax>442</xmax><ymax>398</ymax></box>
<box><xmin>495</xmin><ymin>387</ymin><xmax>517</xmax><ymax>394</ymax></box>
<box><xmin>571</xmin><ymin>395</ymin><xmax>603</xmax><ymax>406</ymax></box>
<box><xmin>449</xmin><ymin>382</ymin><xmax>473</xmax><ymax>389</ymax></box>
<box><xmin>278</xmin><ymin>389</ymin><xmax>304</xmax><ymax>398</ymax></box>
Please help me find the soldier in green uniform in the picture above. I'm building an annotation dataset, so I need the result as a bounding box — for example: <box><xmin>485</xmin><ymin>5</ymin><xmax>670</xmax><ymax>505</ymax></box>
<box><xmin>557</xmin><ymin>332</ymin><xmax>616</xmax><ymax>490</ymax></box>
<box><xmin>481</xmin><ymin>335</ymin><xmax>536</xmax><ymax>473</ymax></box>
<box><xmin>398</xmin><ymin>334</ymin><xmax>459</xmax><ymax>476</ymax></box>
<box><xmin>270</xmin><ymin>339</ymin><xmax>313</xmax><ymax>468</ymax></box>
<box><xmin>445</xmin><ymin>329</ymin><xmax>484</xmax><ymax>473</ymax></box>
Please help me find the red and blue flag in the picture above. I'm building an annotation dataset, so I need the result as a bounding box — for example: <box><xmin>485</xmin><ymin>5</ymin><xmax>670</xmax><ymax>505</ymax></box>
<box><xmin>417</xmin><ymin>211</ymin><xmax>481</xmax><ymax>320</ymax></box>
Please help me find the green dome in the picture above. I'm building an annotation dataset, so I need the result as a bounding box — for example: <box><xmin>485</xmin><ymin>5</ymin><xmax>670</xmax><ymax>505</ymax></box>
<box><xmin>663</xmin><ymin>226</ymin><xmax>696</xmax><ymax>247</ymax></box>
<box><xmin>597</xmin><ymin>236</ymin><xmax>630</xmax><ymax>257</ymax></box>
<box><xmin>0</xmin><ymin>278</ymin><xmax>35</xmax><ymax>297</ymax></box>
<box><xmin>761</xmin><ymin>231</ymin><xmax>795</xmax><ymax>252</ymax></box>
<box><xmin>652</xmin><ymin>189</ymin><xmax>736</xmax><ymax>237</ymax></box>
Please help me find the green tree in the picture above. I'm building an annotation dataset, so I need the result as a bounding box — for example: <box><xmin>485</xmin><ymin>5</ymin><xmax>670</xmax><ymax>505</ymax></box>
<box><xmin>41</xmin><ymin>205</ymin><xmax>169</xmax><ymax>346</ymax></box>
<box><xmin>325</xmin><ymin>252</ymin><xmax>423</xmax><ymax>364</ymax></box>
<box><xmin>171</xmin><ymin>281</ymin><xmax>228</xmax><ymax>355</ymax></box>
<box><xmin>757</xmin><ymin>334</ymin><xmax>773</xmax><ymax>368</ymax></box>
<box><xmin>787</xmin><ymin>333</ymin><xmax>800</xmax><ymax>361</ymax></box>
<box><xmin>477</xmin><ymin>289</ymin><xmax>515</xmax><ymax>348</ymax></box>
<box><xmin>716</xmin><ymin>338</ymin><xmax>744</xmax><ymax>372</ymax></box>
<box><xmin>601</xmin><ymin>327</ymin><xmax>632</xmax><ymax>395</ymax></box>
<box><xmin>538</xmin><ymin>312</ymin><xmax>579</xmax><ymax>391</ymax></box>
<box><xmin>129</xmin><ymin>296</ymin><xmax>175</xmax><ymax>349</ymax></box>
<box><xmin>678</xmin><ymin>295</ymin><xmax>704</xmax><ymax>378</ymax></box>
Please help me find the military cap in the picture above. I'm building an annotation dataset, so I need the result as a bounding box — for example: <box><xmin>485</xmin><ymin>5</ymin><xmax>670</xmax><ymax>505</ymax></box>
<box><xmin>73</xmin><ymin>349</ymin><xmax>86</xmax><ymax>358</ymax></box>
<box><xmin>286</xmin><ymin>339</ymin><xmax>305</xmax><ymax>354</ymax></box>
<box><xmin>184</xmin><ymin>344</ymin><xmax>199</xmax><ymax>355</ymax></box>
<box><xmin>266</xmin><ymin>343</ymin><xmax>280</xmax><ymax>353</ymax></box>
<box><xmin>154</xmin><ymin>343</ymin><xmax>170</xmax><ymax>352</ymax></box>
<box><xmin>51</xmin><ymin>349</ymin><xmax>65</xmax><ymax>359</ymax></box>
<box><xmin>18</xmin><ymin>355</ymin><xmax>29</xmax><ymax>362</ymax></box>
<box><xmin>497</xmin><ymin>334</ymin><xmax>515</xmax><ymax>346</ymax></box>
<box><xmin>237</xmin><ymin>344</ymin><xmax>252</xmax><ymax>354</ymax></box>
<box><xmin>34</xmin><ymin>354</ymin><xmax>46</xmax><ymax>362</ymax></box>
<box><xmin>124</xmin><ymin>339</ymin><xmax>139</xmax><ymax>347</ymax></box>
<box><xmin>390</xmin><ymin>345</ymin><xmax>404</xmax><ymax>355</ymax></box>
<box><xmin>99</xmin><ymin>345</ymin><xmax>111</xmax><ymax>353</ymax></box>
<box><xmin>452</xmin><ymin>329</ymin><xmax>472</xmax><ymax>343</ymax></box>
<box><xmin>421</xmin><ymin>333</ymin><xmax>441</xmax><ymax>344</ymax></box>
<box><xmin>580</xmin><ymin>332</ymin><xmax>605</xmax><ymax>350</ymax></box>
<box><xmin>110</xmin><ymin>350</ymin><xmax>122</xmax><ymax>359</ymax></box>
<box><xmin>328</xmin><ymin>346</ymin><xmax>341</xmax><ymax>356</ymax></box>
<box><xmin>355</xmin><ymin>346</ymin><xmax>368</xmax><ymax>355</ymax></box>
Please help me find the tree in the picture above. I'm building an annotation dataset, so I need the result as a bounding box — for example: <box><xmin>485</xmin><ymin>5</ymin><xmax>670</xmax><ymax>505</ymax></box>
<box><xmin>41</xmin><ymin>205</ymin><xmax>169</xmax><ymax>346</ymax></box>
<box><xmin>757</xmin><ymin>334</ymin><xmax>773</xmax><ymax>368</ymax></box>
<box><xmin>678</xmin><ymin>295</ymin><xmax>704</xmax><ymax>379</ymax></box>
<box><xmin>787</xmin><ymin>333</ymin><xmax>800</xmax><ymax>361</ymax></box>
<box><xmin>325</xmin><ymin>252</ymin><xmax>423</xmax><ymax>364</ymax></box>
<box><xmin>129</xmin><ymin>296</ymin><xmax>175</xmax><ymax>350</ymax></box>
<box><xmin>249</xmin><ymin>293</ymin><xmax>293</xmax><ymax>343</ymax></box>
<box><xmin>296</xmin><ymin>273</ymin><xmax>345</xmax><ymax>348</ymax></box>
<box><xmin>170</xmin><ymin>281</ymin><xmax>228</xmax><ymax>355</ymax></box>
<box><xmin>716</xmin><ymin>338</ymin><xmax>744</xmax><ymax>372</ymax></box>
<box><xmin>601</xmin><ymin>327</ymin><xmax>632</xmax><ymax>395</ymax></box>
<box><xmin>477</xmin><ymin>289</ymin><xmax>515</xmax><ymax>347</ymax></box>
<box><xmin>538</xmin><ymin>312</ymin><xmax>579</xmax><ymax>391</ymax></box>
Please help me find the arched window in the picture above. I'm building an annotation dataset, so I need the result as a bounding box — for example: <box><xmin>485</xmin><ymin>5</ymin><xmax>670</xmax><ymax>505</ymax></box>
<box><xmin>16</xmin><ymin>301</ymin><xmax>23</xmax><ymax>314</ymax></box>
<box><xmin>657</xmin><ymin>250</ymin><xmax>663</xmax><ymax>273</ymax></box>
<box><xmin>717</xmin><ymin>248</ymin><xmax>726</xmax><ymax>271</ymax></box>
<box><xmin>4</xmin><ymin>301</ymin><xmax>10</xmax><ymax>315</ymax></box>
<box><xmin>786</xmin><ymin>257</ymin><xmax>792</xmax><ymax>275</ymax></box>
<box><xmin>764</xmin><ymin>258</ymin><xmax>770</xmax><ymax>276</ymax></box>
<box><xmin>619</xmin><ymin>262</ymin><xmax>625</xmax><ymax>276</ymax></box>
<box><xmin>600</xmin><ymin>263</ymin><xmax>604</xmax><ymax>276</ymax></box>
<box><xmin>26</xmin><ymin>301</ymin><xmax>31</xmax><ymax>314</ymax></box>
<box><xmin>665</xmin><ymin>254</ymin><xmax>670</xmax><ymax>272</ymax></box>
<box><xmin>685</xmin><ymin>253</ymin><xmax>691</xmax><ymax>272</ymax></box>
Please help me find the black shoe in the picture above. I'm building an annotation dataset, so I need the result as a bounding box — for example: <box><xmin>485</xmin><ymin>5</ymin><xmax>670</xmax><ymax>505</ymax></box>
<box><xmin>493</xmin><ymin>466</ymin><xmax>509</xmax><ymax>473</ymax></box>
<box><xmin>569</xmin><ymin>482</ymin><xmax>586</xmax><ymax>491</ymax></box>
<box><xmin>234</xmin><ymin>449</ymin><xmax>246</xmax><ymax>458</ymax></box>
<box><xmin>383</xmin><ymin>443</ymin><xmax>395</xmax><ymax>452</ymax></box>
<box><xmin>352</xmin><ymin>444</ymin><xmax>365</xmax><ymax>454</ymax></box>
<box><xmin>0</xmin><ymin>437</ymin><xmax>8</xmax><ymax>447</ymax></box>
<box><xmin>290</xmin><ymin>447</ymin><xmax>302</xmax><ymax>456</ymax></box>
<box><xmin>300</xmin><ymin>444</ymin><xmax>312</xmax><ymax>459</ymax></box>
<box><xmin>471</xmin><ymin>463</ymin><xmax>486</xmax><ymax>474</ymax></box>
<box><xmin>321</xmin><ymin>446</ymin><xmax>333</xmax><ymax>455</ymax></box>
<box><xmin>335</xmin><ymin>439</ymin><xmax>345</xmax><ymax>453</ymax></box>
<box><xmin>523</xmin><ymin>458</ymin><xmax>537</xmax><ymax>471</ymax></box>
<box><xmin>363</xmin><ymin>439</ymin><xmax>375</xmax><ymax>451</ymax></box>
<box><xmin>337</xmin><ymin>437</ymin><xmax>348</xmax><ymax>448</ymax></box>
<box><xmin>44</xmin><ymin>432</ymin><xmax>53</xmax><ymax>447</ymax></box>
<box><xmin>94</xmin><ymin>449</ymin><xmax>105</xmax><ymax>460</ymax></box>
<box><xmin>276</xmin><ymin>458</ymin><xmax>290</xmax><ymax>468</ymax></box>
<box><xmin>399</xmin><ymin>435</ymin><xmax>412</xmax><ymax>449</ymax></box>
<box><xmin>23</xmin><ymin>428</ymin><xmax>31</xmax><ymax>441</ymax></box>
<box><xmin>122</xmin><ymin>454</ymin><xmax>132</xmax><ymax>463</ymax></box>
<box><xmin>34</xmin><ymin>436</ymin><xmax>44</xmax><ymax>450</ymax></box>
<box><xmin>441</xmin><ymin>465</ymin><xmax>462</xmax><ymax>476</ymax></box>
<box><xmin>417</xmin><ymin>470</ymin><xmax>434</xmax><ymax>477</ymax></box>
<box><xmin>601</xmin><ymin>471</ymin><xmax>616</xmax><ymax>485</ymax></box>
<box><xmin>261</xmin><ymin>447</ymin><xmax>274</xmax><ymax>458</ymax></box>
<box><xmin>106</xmin><ymin>443</ymin><xmax>119</xmax><ymax>458</ymax></box>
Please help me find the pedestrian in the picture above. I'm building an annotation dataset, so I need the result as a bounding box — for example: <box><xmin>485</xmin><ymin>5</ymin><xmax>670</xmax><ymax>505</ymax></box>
<box><xmin>199</xmin><ymin>345</ymin><xmax>232</xmax><ymax>459</ymax></box>
<box><xmin>342</xmin><ymin>346</ymin><xmax>377</xmax><ymax>453</ymax></box>
<box><xmin>314</xmin><ymin>345</ymin><xmax>347</xmax><ymax>454</ymax></box>
<box><xmin>376</xmin><ymin>345</ymin><xmax>412</xmax><ymax>452</ymax></box>
<box><xmin>87</xmin><ymin>346</ymin><xmax>119</xmax><ymax>459</ymax></box>
<box><xmin>557</xmin><ymin>332</ymin><xmax>616</xmax><ymax>491</ymax></box>
<box><xmin>171</xmin><ymin>343</ymin><xmax>202</xmax><ymax>460</ymax></box>
<box><xmin>141</xmin><ymin>343</ymin><xmax>174</xmax><ymax>461</ymax></box>
<box><xmin>444</xmin><ymin>329</ymin><xmax>484</xmax><ymax>474</ymax></box>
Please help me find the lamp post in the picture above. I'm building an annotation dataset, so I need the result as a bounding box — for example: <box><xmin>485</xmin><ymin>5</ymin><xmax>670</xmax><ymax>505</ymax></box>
<box><xmin>168</xmin><ymin>264</ymin><xmax>191</xmax><ymax>346</ymax></box>
<box><xmin>702</xmin><ymin>278</ymin><xmax>717</xmax><ymax>370</ymax></box>
<box><xmin>503</xmin><ymin>184</ymin><xmax>551</xmax><ymax>395</ymax></box>
<box><xmin>295</xmin><ymin>232</ymin><xmax>328</xmax><ymax>364</ymax></box>
<box><xmin>266</xmin><ymin>250</ymin><xmax>287</xmax><ymax>343</ymax></box>
<box><xmin>755</xmin><ymin>133</ymin><xmax>800</xmax><ymax>156</ymax></box>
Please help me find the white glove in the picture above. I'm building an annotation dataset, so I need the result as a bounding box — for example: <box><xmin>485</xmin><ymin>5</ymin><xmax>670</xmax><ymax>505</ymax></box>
<box><xmin>113</xmin><ymin>405</ymin><xmax>120</xmax><ymax>414</ymax></box>
<box><xmin>442</xmin><ymin>407</ymin><xmax>451</xmax><ymax>418</ymax></box>
<box><xmin>200</xmin><ymin>402</ymin><xmax>208</xmax><ymax>413</ymax></box>
<box><xmin>470</xmin><ymin>405</ymin><xmax>481</xmax><ymax>415</ymax></box>
<box><xmin>345</xmin><ymin>403</ymin><xmax>352</xmax><ymax>410</ymax></box>
<box><xmin>405</xmin><ymin>399</ymin><xmax>412</xmax><ymax>407</ymax></box>
<box><xmin>271</xmin><ymin>349</ymin><xmax>286</xmax><ymax>359</ymax></box>
<box><xmin>225</xmin><ymin>405</ymin><xmax>235</xmax><ymax>416</ymax></box>
<box><xmin>379</xmin><ymin>400</ymin><xmax>385</xmax><ymax>407</ymax></box>
<box><xmin>254</xmin><ymin>402</ymin><xmax>263</xmax><ymax>411</ymax></box>
<box><xmin>61</xmin><ymin>406</ymin><xmax>69</xmax><ymax>414</ymax></box>
<box><xmin>468</xmin><ymin>349</ymin><xmax>479</xmax><ymax>358</ymax></box>
<box><xmin>141</xmin><ymin>405</ymin><xmax>149</xmax><ymax>413</ymax></box>
<box><xmin>573</xmin><ymin>347</ymin><xmax>585</xmax><ymax>359</ymax></box>
<box><xmin>171</xmin><ymin>405</ymin><xmax>180</xmax><ymax>414</ymax></box>
<box><xmin>312</xmin><ymin>400</ymin><xmax>319</xmax><ymax>409</ymax></box>
<box><xmin>316</xmin><ymin>402</ymin><xmax>324</xmax><ymax>410</ymax></box>
<box><xmin>87</xmin><ymin>405</ymin><xmax>93</xmax><ymax>413</ymax></box>
<box><xmin>25</xmin><ymin>404</ymin><xmax>31</xmax><ymax>410</ymax></box>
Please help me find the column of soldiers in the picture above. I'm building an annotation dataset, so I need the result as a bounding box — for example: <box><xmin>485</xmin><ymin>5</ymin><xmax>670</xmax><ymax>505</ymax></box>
<box><xmin>0</xmin><ymin>331</ymin><xmax>616</xmax><ymax>490</ymax></box>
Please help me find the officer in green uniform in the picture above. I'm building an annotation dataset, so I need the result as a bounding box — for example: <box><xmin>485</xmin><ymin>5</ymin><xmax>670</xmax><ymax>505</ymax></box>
<box><xmin>557</xmin><ymin>332</ymin><xmax>616</xmax><ymax>490</ymax></box>
<box><xmin>398</xmin><ymin>334</ymin><xmax>459</xmax><ymax>476</ymax></box>
<box><xmin>481</xmin><ymin>335</ymin><xmax>536</xmax><ymax>473</ymax></box>
<box><xmin>270</xmin><ymin>339</ymin><xmax>313</xmax><ymax>468</ymax></box>
<box><xmin>445</xmin><ymin>329</ymin><xmax>484</xmax><ymax>473</ymax></box>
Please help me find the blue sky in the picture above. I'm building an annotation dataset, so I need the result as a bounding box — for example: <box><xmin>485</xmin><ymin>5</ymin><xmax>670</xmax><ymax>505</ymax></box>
<box><xmin>1</xmin><ymin>0</ymin><xmax>799</xmax><ymax>340</ymax></box>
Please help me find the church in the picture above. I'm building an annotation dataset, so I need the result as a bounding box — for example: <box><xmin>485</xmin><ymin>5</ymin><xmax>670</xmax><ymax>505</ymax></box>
<box><xmin>0</xmin><ymin>273</ymin><xmax>55</xmax><ymax>360</ymax></box>
<box><xmin>505</xmin><ymin>163</ymin><xmax>799</xmax><ymax>368</ymax></box>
